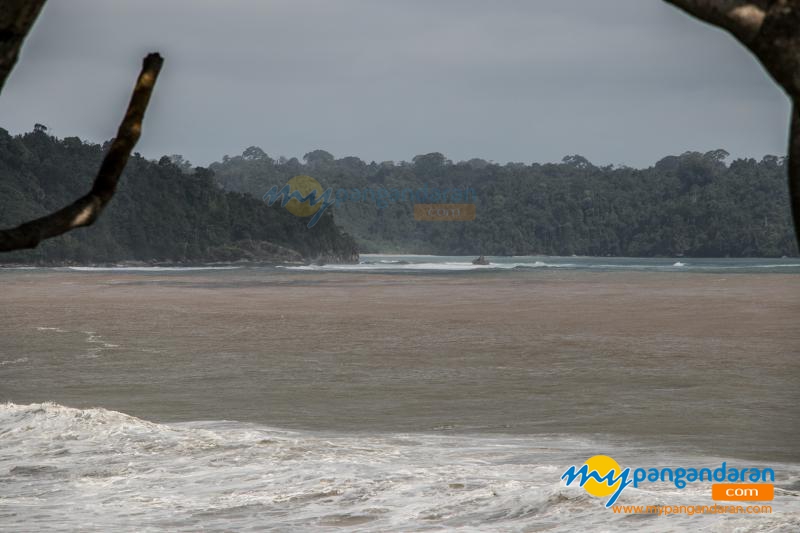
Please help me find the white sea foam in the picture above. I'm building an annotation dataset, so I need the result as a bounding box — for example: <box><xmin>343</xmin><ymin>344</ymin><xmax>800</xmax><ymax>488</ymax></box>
<box><xmin>280</xmin><ymin>261</ymin><xmax>556</xmax><ymax>272</ymax></box>
<box><xmin>0</xmin><ymin>357</ymin><xmax>28</xmax><ymax>366</ymax></box>
<box><xmin>66</xmin><ymin>266</ymin><xmax>241</xmax><ymax>272</ymax></box>
<box><xmin>1</xmin><ymin>402</ymin><xmax>797</xmax><ymax>532</ymax></box>
<box><xmin>32</xmin><ymin>327</ymin><xmax>120</xmax><ymax>358</ymax></box>
<box><xmin>280</xmin><ymin>258</ymin><xmax>800</xmax><ymax>273</ymax></box>
<box><xmin>6</xmin><ymin>258</ymin><xmax>799</xmax><ymax>274</ymax></box>
<box><xmin>746</xmin><ymin>263</ymin><xmax>800</xmax><ymax>268</ymax></box>
<box><xmin>79</xmin><ymin>331</ymin><xmax>120</xmax><ymax>359</ymax></box>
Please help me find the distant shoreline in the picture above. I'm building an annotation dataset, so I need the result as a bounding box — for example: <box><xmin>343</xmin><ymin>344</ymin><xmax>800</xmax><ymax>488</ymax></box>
<box><xmin>3</xmin><ymin>253</ymin><xmax>798</xmax><ymax>269</ymax></box>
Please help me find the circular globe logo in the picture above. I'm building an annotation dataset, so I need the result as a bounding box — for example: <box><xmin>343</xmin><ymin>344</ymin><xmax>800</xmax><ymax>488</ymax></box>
<box><xmin>284</xmin><ymin>175</ymin><xmax>324</xmax><ymax>217</ymax></box>
<box><xmin>582</xmin><ymin>455</ymin><xmax>623</xmax><ymax>497</ymax></box>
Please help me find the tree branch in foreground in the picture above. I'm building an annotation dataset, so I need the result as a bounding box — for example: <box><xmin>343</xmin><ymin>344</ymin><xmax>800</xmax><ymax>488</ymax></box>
<box><xmin>664</xmin><ymin>0</ymin><xmax>770</xmax><ymax>44</ymax></box>
<box><xmin>0</xmin><ymin>0</ymin><xmax>47</xmax><ymax>93</ymax></box>
<box><xmin>664</xmin><ymin>0</ymin><xmax>800</xmax><ymax>246</ymax></box>
<box><xmin>0</xmin><ymin>52</ymin><xmax>163</xmax><ymax>252</ymax></box>
<box><xmin>790</xmin><ymin>104</ymin><xmax>800</xmax><ymax>238</ymax></box>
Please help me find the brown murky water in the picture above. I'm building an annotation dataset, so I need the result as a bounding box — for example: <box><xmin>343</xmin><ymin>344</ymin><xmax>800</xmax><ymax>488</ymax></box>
<box><xmin>1</xmin><ymin>269</ymin><xmax>798</xmax><ymax>461</ymax></box>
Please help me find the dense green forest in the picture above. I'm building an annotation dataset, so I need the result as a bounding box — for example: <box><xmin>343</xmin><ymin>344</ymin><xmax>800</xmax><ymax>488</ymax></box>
<box><xmin>0</xmin><ymin>128</ymin><xmax>358</xmax><ymax>264</ymax></box>
<box><xmin>1</xmin><ymin>127</ymin><xmax>796</xmax><ymax>263</ymax></box>
<box><xmin>211</xmin><ymin>148</ymin><xmax>798</xmax><ymax>257</ymax></box>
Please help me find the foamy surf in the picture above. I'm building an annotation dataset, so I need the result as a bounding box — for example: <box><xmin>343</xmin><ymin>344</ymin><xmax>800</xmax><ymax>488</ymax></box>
<box><xmin>1</xmin><ymin>403</ymin><xmax>797</xmax><ymax>532</ymax></box>
<box><xmin>66</xmin><ymin>266</ymin><xmax>242</xmax><ymax>272</ymax></box>
<box><xmin>32</xmin><ymin>327</ymin><xmax>121</xmax><ymax>359</ymax></box>
<box><xmin>277</xmin><ymin>256</ymin><xmax>800</xmax><ymax>273</ymax></box>
<box><xmin>0</xmin><ymin>357</ymin><xmax>28</xmax><ymax>366</ymax></box>
<box><xmin>279</xmin><ymin>261</ymin><xmax>554</xmax><ymax>272</ymax></box>
<box><xmin>3</xmin><ymin>257</ymin><xmax>799</xmax><ymax>275</ymax></box>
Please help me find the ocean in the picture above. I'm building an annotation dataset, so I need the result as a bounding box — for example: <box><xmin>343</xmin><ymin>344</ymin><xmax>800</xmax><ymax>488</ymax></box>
<box><xmin>1</xmin><ymin>255</ymin><xmax>798</xmax><ymax>531</ymax></box>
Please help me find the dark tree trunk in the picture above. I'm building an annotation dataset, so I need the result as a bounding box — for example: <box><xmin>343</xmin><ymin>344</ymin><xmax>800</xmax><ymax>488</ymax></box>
<box><xmin>789</xmin><ymin>102</ymin><xmax>800</xmax><ymax>243</ymax></box>
<box><xmin>666</xmin><ymin>0</ymin><xmax>800</xmax><ymax>247</ymax></box>
<box><xmin>0</xmin><ymin>1</ymin><xmax>163</xmax><ymax>252</ymax></box>
<box><xmin>0</xmin><ymin>0</ymin><xmax>46</xmax><ymax>92</ymax></box>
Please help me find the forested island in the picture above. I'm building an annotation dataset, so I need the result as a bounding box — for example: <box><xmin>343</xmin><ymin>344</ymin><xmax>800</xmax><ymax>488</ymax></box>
<box><xmin>0</xmin><ymin>128</ymin><xmax>358</xmax><ymax>265</ymax></box>
<box><xmin>0</xmin><ymin>127</ymin><xmax>796</xmax><ymax>264</ymax></box>
<box><xmin>213</xmin><ymin>148</ymin><xmax>797</xmax><ymax>257</ymax></box>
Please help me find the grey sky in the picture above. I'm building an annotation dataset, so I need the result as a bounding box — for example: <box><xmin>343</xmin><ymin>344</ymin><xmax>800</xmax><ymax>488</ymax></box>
<box><xmin>0</xmin><ymin>0</ymin><xmax>791</xmax><ymax>168</ymax></box>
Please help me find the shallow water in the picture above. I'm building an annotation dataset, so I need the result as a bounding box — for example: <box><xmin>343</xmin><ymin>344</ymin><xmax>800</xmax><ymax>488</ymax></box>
<box><xmin>1</xmin><ymin>258</ymin><xmax>798</xmax><ymax>531</ymax></box>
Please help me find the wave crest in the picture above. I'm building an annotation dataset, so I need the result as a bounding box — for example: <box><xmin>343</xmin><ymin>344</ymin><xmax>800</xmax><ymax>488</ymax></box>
<box><xmin>2</xmin><ymin>403</ymin><xmax>797</xmax><ymax>531</ymax></box>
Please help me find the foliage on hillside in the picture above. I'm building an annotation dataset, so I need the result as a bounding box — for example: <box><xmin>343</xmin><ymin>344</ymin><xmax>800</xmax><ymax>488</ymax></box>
<box><xmin>211</xmin><ymin>148</ymin><xmax>797</xmax><ymax>257</ymax></box>
<box><xmin>0</xmin><ymin>129</ymin><xmax>358</xmax><ymax>264</ymax></box>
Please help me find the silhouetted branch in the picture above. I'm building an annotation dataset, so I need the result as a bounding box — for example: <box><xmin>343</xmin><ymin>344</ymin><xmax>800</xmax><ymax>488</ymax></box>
<box><xmin>0</xmin><ymin>53</ymin><xmax>163</xmax><ymax>252</ymax></box>
<box><xmin>0</xmin><ymin>0</ymin><xmax>47</xmax><ymax>93</ymax></box>
<box><xmin>790</xmin><ymin>104</ymin><xmax>800</xmax><ymax>240</ymax></box>
<box><xmin>665</xmin><ymin>0</ymin><xmax>769</xmax><ymax>43</ymax></box>
<box><xmin>664</xmin><ymin>0</ymin><xmax>800</xmax><ymax>245</ymax></box>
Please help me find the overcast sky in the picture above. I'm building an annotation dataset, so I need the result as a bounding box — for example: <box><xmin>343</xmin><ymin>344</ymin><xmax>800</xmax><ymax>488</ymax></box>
<box><xmin>0</xmin><ymin>0</ymin><xmax>791</xmax><ymax>168</ymax></box>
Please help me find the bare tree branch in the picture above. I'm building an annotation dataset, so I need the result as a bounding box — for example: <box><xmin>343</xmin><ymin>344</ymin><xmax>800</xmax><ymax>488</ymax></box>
<box><xmin>790</xmin><ymin>104</ymin><xmax>800</xmax><ymax>240</ymax></box>
<box><xmin>665</xmin><ymin>0</ymin><xmax>770</xmax><ymax>43</ymax></box>
<box><xmin>0</xmin><ymin>0</ymin><xmax>47</xmax><ymax>93</ymax></box>
<box><xmin>0</xmin><ymin>1</ymin><xmax>164</xmax><ymax>252</ymax></box>
<box><xmin>666</xmin><ymin>0</ymin><xmax>800</xmax><ymax>95</ymax></box>
<box><xmin>0</xmin><ymin>53</ymin><xmax>163</xmax><ymax>252</ymax></box>
<box><xmin>665</xmin><ymin>0</ymin><xmax>800</xmax><ymax>246</ymax></box>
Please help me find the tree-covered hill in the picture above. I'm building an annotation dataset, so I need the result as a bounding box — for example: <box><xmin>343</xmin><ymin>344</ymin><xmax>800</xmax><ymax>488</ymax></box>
<box><xmin>0</xmin><ymin>128</ymin><xmax>358</xmax><ymax>265</ymax></box>
<box><xmin>3</xmin><ymin>127</ymin><xmax>795</xmax><ymax>261</ymax></box>
<box><xmin>211</xmin><ymin>148</ymin><xmax>798</xmax><ymax>257</ymax></box>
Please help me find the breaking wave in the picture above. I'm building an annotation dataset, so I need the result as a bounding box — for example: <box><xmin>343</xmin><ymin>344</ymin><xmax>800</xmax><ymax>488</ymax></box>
<box><xmin>1</xmin><ymin>403</ymin><xmax>797</xmax><ymax>532</ymax></box>
<box><xmin>66</xmin><ymin>266</ymin><xmax>241</xmax><ymax>272</ymax></box>
<box><xmin>278</xmin><ymin>256</ymin><xmax>800</xmax><ymax>274</ymax></box>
